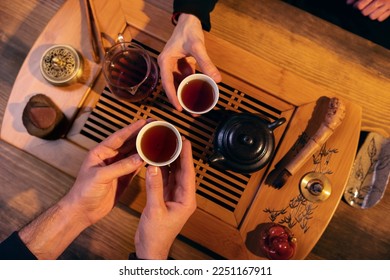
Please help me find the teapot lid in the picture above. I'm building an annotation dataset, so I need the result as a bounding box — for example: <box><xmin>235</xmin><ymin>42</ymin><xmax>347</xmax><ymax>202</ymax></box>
<box><xmin>211</xmin><ymin>113</ymin><xmax>283</xmax><ymax>173</ymax></box>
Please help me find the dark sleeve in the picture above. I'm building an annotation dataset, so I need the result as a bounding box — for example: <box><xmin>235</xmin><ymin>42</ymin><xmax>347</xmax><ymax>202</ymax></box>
<box><xmin>128</xmin><ymin>252</ymin><xmax>143</xmax><ymax>260</ymax></box>
<box><xmin>0</xmin><ymin>231</ymin><xmax>37</xmax><ymax>260</ymax></box>
<box><xmin>173</xmin><ymin>0</ymin><xmax>219</xmax><ymax>31</ymax></box>
<box><xmin>128</xmin><ymin>252</ymin><xmax>172</xmax><ymax>260</ymax></box>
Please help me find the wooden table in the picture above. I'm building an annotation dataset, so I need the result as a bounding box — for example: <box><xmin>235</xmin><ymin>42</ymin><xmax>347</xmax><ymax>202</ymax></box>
<box><xmin>1</xmin><ymin>0</ymin><xmax>389</xmax><ymax>260</ymax></box>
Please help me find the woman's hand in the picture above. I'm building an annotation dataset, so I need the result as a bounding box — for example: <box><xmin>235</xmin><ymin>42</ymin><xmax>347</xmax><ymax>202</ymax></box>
<box><xmin>158</xmin><ymin>13</ymin><xmax>221</xmax><ymax>111</ymax></box>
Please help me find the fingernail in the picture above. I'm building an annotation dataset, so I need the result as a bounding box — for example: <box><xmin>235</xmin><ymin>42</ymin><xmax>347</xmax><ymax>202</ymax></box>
<box><xmin>211</xmin><ymin>72</ymin><xmax>222</xmax><ymax>82</ymax></box>
<box><xmin>148</xmin><ymin>166</ymin><xmax>159</xmax><ymax>176</ymax></box>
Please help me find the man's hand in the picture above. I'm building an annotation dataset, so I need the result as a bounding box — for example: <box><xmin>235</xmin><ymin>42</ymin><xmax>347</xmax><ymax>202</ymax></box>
<box><xmin>19</xmin><ymin>120</ymin><xmax>147</xmax><ymax>259</ymax></box>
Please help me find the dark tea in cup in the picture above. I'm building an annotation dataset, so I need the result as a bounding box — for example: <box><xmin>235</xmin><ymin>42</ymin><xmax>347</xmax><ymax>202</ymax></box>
<box><xmin>108</xmin><ymin>49</ymin><xmax>148</xmax><ymax>88</ymax></box>
<box><xmin>136</xmin><ymin>121</ymin><xmax>182</xmax><ymax>166</ymax></box>
<box><xmin>181</xmin><ymin>79</ymin><xmax>215</xmax><ymax>112</ymax></box>
<box><xmin>178</xmin><ymin>73</ymin><xmax>219</xmax><ymax>114</ymax></box>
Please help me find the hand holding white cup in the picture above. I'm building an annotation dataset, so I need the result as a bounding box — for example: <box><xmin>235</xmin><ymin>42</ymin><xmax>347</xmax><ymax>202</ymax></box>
<box><xmin>136</xmin><ymin>121</ymin><xmax>182</xmax><ymax>166</ymax></box>
<box><xmin>177</xmin><ymin>73</ymin><xmax>219</xmax><ymax>115</ymax></box>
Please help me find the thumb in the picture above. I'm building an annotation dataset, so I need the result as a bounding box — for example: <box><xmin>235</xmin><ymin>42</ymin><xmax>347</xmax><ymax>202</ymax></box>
<box><xmin>192</xmin><ymin>46</ymin><xmax>221</xmax><ymax>83</ymax></box>
<box><xmin>145</xmin><ymin>166</ymin><xmax>165</xmax><ymax>209</ymax></box>
<box><xmin>99</xmin><ymin>154</ymin><xmax>143</xmax><ymax>181</ymax></box>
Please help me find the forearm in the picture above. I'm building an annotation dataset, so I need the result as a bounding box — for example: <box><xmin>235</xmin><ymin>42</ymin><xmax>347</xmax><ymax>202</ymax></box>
<box><xmin>19</xmin><ymin>197</ymin><xmax>90</xmax><ymax>259</ymax></box>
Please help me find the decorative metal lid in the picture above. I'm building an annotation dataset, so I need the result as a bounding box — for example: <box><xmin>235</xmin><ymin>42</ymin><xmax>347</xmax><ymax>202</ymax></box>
<box><xmin>300</xmin><ymin>172</ymin><xmax>332</xmax><ymax>202</ymax></box>
<box><xmin>40</xmin><ymin>44</ymin><xmax>82</xmax><ymax>85</ymax></box>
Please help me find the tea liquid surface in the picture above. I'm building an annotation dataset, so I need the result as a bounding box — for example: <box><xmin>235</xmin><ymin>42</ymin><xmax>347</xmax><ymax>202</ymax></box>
<box><xmin>181</xmin><ymin>79</ymin><xmax>215</xmax><ymax>112</ymax></box>
<box><xmin>141</xmin><ymin>125</ymin><xmax>178</xmax><ymax>163</ymax></box>
<box><xmin>108</xmin><ymin>50</ymin><xmax>148</xmax><ymax>88</ymax></box>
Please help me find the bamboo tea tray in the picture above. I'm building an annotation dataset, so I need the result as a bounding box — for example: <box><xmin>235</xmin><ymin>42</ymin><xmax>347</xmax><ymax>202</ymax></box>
<box><xmin>1</xmin><ymin>0</ymin><xmax>361</xmax><ymax>259</ymax></box>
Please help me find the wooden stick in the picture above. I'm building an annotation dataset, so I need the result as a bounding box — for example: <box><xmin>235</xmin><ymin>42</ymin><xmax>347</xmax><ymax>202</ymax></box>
<box><xmin>83</xmin><ymin>0</ymin><xmax>101</xmax><ymax>63</ymax></box>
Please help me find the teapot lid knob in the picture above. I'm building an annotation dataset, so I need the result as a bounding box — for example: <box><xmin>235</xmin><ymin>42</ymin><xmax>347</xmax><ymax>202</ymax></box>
<box><xmin>239</xmin><ymin>134</ymin><xmax>254</xmax><ymax>145</ymax></box>
<box><xmin>209</xmin><ymin>113</ymin><xmax>285</xmax><ymax>173</ymax></box>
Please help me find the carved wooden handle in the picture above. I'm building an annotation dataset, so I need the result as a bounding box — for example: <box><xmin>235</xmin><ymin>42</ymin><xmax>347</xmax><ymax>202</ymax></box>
<box><xmin>285</xmin><ymin>97</ymin><xmax>346</xmax><ymax>175</ymax></box>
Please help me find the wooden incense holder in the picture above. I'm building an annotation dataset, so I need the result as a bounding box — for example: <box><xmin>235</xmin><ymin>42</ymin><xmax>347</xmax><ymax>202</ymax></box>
<box><xmin>268</xmin><ymin>97</ymin><xmax>346</xmax><ymax>188</ymax></box>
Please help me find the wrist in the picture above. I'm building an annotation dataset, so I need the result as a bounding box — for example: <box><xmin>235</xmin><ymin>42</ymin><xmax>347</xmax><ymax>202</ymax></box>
<box><xmin>174</xmin><ymin>13</ymin><xmax>202</xmax><ymax>29</ymax></box>
<box><xmin>135</xmin><ymin>247</ymin><xmax>169</xmax><ymax>260</ymax></box>
<box><xmin>134</xmin><ymin>235</ymin><xmax>170</xmax><ymax>260</ymax></box>
<box><xmin>174</xmin><ymin>13</ymin><xmax>203</xmax><ymax>40</ymax></box>
<box><xmin>19</xmin><ymin>197</ymin><xmax>89</xmax><ymax>259</ymax></box>
<box><xmin>57</xmin><ymin>195</ymin><xmax>92</xmax><ymax>230</ymax></box>
<box><xmin>172</xmin><ymin>12</ymin><xmax>199</xmax><ymax>24</ymax></box>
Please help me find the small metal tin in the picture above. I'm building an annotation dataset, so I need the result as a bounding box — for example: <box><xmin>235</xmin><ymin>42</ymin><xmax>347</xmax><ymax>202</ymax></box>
<box><xmin>40</xmin><ymin>44</ymin><xmax>82</xmax><ymax>85</ymax></box>
<box><xmin>300</xmin><ymin>172</ymin><xmax>332</xmax><ymax>202</ymax></box>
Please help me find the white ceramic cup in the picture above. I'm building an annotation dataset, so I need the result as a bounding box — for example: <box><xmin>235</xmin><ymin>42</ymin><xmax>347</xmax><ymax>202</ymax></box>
<box><xmin>136</xmin><ymin>121</ymin><xmax>182</xmax><ymax>166</ymax></box>
<box><xmin>177</xmin><ymin>73</ymin><xmax>219</xmax><ymax>115</ymax></box>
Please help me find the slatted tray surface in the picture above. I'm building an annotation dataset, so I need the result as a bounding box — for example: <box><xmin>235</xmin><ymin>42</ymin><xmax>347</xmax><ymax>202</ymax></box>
<box><xmin>76</xmin><ymin>41</ymin><xmax>293</xmax><ymax>227</ymax></box>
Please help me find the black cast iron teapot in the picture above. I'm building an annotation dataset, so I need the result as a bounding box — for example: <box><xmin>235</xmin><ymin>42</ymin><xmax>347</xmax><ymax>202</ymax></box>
<box><xmin>208</xmin><ymin>112</ymin><xmax>286</xmax><ymax>174</ymax></box>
